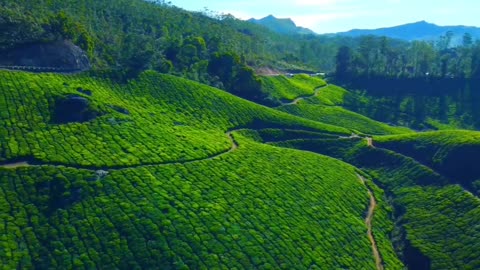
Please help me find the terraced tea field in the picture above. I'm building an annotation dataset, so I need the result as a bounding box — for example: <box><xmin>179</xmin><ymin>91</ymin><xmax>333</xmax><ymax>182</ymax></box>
<box><xmin>1</xmin><ymin>71</ymin><xmax>479</xmax><ymax>269</ymax></box>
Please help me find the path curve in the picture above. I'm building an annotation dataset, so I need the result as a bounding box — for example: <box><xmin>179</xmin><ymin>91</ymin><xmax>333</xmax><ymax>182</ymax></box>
<box><xmin>278</xmin><ymin>84</ymin><xmax>328</xmax><ymax>106</ymax></box>
<box><xmin>0</xmin><ymin>131</ymin><xmax>239</xmax><ymax>171</ymax></box>
<box><xmin>1</xmin><ymin>128</ymin><xmax>357</xmax><ymax>172</ymax></box>
<box><xmin>357</xmin><ymin>174</ymin><xmax>384</xmax><ymax>270</ymax></box>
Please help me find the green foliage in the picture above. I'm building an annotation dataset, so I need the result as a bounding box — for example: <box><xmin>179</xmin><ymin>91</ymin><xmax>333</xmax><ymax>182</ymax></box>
<box><xmin>335</xmin><ymin>46</ymin><xmax>354</xmax><ymax>81</ymax></box>
<box><xmin>303</xmin><ymin>84</ymin><xmax>347</xmax><ymax>106</ymax></box>
<box><xmin>279</xmin><ymin>104</ymin><xmax>412</xmax><ymax>135</ymax></box>
<box><xmin>341</xmin><ymin>79</ymin><xmax>480</xmax><ymax>130</ymax></box>
<box><xmin>374</xmin><ymin>130</ymin><xmax>480</xmax><ymax>187</ymax></box>
<box><xmin>270</xmin><ymin>129</ymin><xmax>480</xmax><ymax>268</ymax></box>
<box><xmin>264</xmin><ymin>81</ymin><xmax>412</xmax><ymax>135</ymax></box>
<box><xmin>364</xmin><ymin>179</ymin><xmax>405</xmax><ymax>270</ymax></box>
<box><xmin>0</xmin><ymin>70</ymin><xmax>349</xmax><ymax>168</ymax></box>
<box><xmin>0</xmin><ymin>130</ymin><xmax>382</xmax><ymax>269</ymax></box>
<box><xmin>334</xmin><ymin>36</ymin><xmax>480</xmax><ymax>79</ymax></box>
<box><xmin>397</xmin><ymin>186</ymin><xmax>480</xmax><ymax>269</ymax></box>
<box><xmin>0</xmin><ymin>6</ymin><xmax>46</xmax><ymax>50</ymax></box>
<box><xmin>0</xmin><ymin>0</ymin><xmax>359</xmax><ymax>77</ymax></box>
<box><xmin>256</xmin><ymin>128</ymin><xmax>338</xmax><ymax>142</ymax></box>
<box><xmin>344</xmin><ymin>142</ymin><xmax>480</xmax><ymax>269</ymax></box>
<box><xmin>208</xmin><ymin>53</ymin><xmax>264</xmax><ymax>103</ymax></box>
<box><xmin>261</xmin><ymin>74</ymin><xmax>326</xmax><ymax>101</ymax></box>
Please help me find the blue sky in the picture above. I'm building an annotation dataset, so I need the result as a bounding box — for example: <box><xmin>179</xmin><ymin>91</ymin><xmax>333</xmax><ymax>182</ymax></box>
<box><xmin>169</xmin><ymin>0</ymin><xmax>479</xmax><ymax>33</ymax></box>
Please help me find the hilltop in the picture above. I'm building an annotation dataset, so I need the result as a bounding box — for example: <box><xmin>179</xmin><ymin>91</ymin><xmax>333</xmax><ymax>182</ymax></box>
<box><xmin>248</xmin><ymin>15</ymin><xmax>316</xmax><ymax>35</ymax></box>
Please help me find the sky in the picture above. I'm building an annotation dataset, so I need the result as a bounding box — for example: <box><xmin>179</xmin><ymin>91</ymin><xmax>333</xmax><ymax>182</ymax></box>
<box><xmin>169</xmin><ymin>0</ymin><xmax>479</xmax><ymax>34</ymax></box>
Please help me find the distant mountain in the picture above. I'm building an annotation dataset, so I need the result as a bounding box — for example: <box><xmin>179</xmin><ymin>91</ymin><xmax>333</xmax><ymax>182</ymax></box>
<box><xmin>248</xmin><ymin>15</ymin><xmax>316</xmax><ymax>35</ymax></box>
<box><xmin>331</xmin><ymin>21</ymin><xmax>480</xmax><ymax>45</ymax></box>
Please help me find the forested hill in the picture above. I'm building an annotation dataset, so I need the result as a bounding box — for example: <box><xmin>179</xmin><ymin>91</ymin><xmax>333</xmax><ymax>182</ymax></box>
<box><xmin>0</xmin><ymin>0</ymin><xmax>350</xmax><ymax>75</ymax></box>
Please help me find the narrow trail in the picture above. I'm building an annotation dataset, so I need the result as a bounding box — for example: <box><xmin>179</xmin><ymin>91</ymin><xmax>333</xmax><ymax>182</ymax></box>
<box><xmin>0</xmin><ymin>161</ymin><xmax>30</xmax><ymax>169</ymax></box>
<box><xmin>1</xmin><ymin>128</ymin><xmax>358</xmax><ymax>172</ymax></box>
<box><xmin>0</xmin><ymin>131</ymin><xmax>239</xmax><ymax>172</ymax></box>
<box><xmin>366</xmin><ymin>137</ymin><xmax>374</xmax><ymax>147</ymax></box>
<box><xmin>357</xmin><ymin>174</ymin><xmax>384</xmax><ymax>270</ymax></box>
<box><xmin>278</xmin><ymin>84</ymin><xmax>328</xmax><ymax>106</ymax></box>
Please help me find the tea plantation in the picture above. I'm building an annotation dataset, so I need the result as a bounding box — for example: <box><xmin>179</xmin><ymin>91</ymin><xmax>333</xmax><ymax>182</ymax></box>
<box><xmin>261</xmin><ymin>74</ymin><xmax>326</xmax><ymax>102</ymax></box>
<box><xmin>1</xmin><ymin>70</ymin><xmax>479</xmax><ymax>269</ymax></box>
<box><xmin>268</xmin><ymin>80</ymin><xmax>413</xmax><ymax>135</ymax></box>
<box><xmin>278</xmin><ymin>104</ymin><xmax>412</xmax><ymax>135</ymax></box>
<box><xmin>0</xmin><ymin>70</ymin><xmax>401</xmax><ymax>269</ymax></box>
<box><xmin>374</xmin><ymin>130</ymin><xmax>480</xmax><ymax>188</ymax></box>
<box><xmin>271</xmin><ymin>133</ymin><xmax>480</xmax><ymax>269</ymax></box>
<box><xmin>0</xmin><ymin>70</ymin><xmax>348</xmax><ymax>168</ymax></box>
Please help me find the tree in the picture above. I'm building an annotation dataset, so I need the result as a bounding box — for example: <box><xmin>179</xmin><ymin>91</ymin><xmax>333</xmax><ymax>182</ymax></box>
<box><xmin>463</xmin><ymin>33</ymin><xmax>473</xmax><ymax>47</ymax></box>
<box><xmin>471</xmin><ymin>43</ymin><xmax>480</xmax><ymax>79</ymax></box>
<box><xmin>232</xmin><ymin>66</ymin><xmax>262</xmax><ymax>100</ymax></box>
<box><xmin>357</xmin><ymin>35</ymin><xmax>377</xmax><ymax>75</ymax></box>
<box><xmin>207</xmin><ymin>52</ymin><xmax>239</xmax><ymax>90</ymax></box>
<box><xmin>335</xmin><ymin>46</ymin><xmax>353</xmax><ymax>81</ymax></box>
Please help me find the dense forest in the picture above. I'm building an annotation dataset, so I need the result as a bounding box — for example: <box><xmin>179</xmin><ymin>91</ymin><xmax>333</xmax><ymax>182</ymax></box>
<box><xmin>3</xmin><ymin>0</ymin><xmax>479</xmax><ymax>107</ymax></box>
<box><xmin>0</xmin><ymin>0</ymin><xmax>363</xmax><ymax>104</ymax></box>
<box><xmin>335</xmin><ymin>34</ymin><xmax>480</xmax><ymax>80</ymax></box>
<box><xmin>333</xmin><ymin>34</ymin><xmax>480</xmax><ymax>130</ymax></box>
<box><xmin>0</xmin><ymin>0</ymin><xmax>348</xmax><ymax>74</ymax></box>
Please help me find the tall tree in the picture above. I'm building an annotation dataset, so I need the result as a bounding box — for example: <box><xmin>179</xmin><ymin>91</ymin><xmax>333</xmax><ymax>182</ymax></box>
<box><xmin>335</xmin><ymin>45</ymin><xmax>353</xmax><ymax>81</ymax></box>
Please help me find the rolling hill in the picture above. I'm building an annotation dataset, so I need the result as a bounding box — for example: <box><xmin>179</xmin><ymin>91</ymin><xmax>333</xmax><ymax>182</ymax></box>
<box><xmin>0</xmin><ymin>69</ymin><xmax>399</xmax><ymax>269</ymax></box>
<box><xmin>1</xmin><ymin>0</ymin><xmax>480</xmax><ymax>269</ymax></box>
<box><xmin>2</xmin><ymin>68</ymin><xmax>479</xmax><ymax>269</ymax></box>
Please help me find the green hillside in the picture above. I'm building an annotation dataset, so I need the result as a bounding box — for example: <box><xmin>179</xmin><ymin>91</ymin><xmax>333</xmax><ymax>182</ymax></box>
<box><xmin>271</xmin><ymin>134</ymin><xmax>480</xmax><ymax>269</ymax></box>
<box><xmin>1</xmin><ymin>58</ymin><xmax>478</xmax><ymax>270</ymax></box>
<box><xmin>261</xmin><ymin>74</ymin><xmax>326</xmax><ymax>102</ymax></box>
<box><xmin>279</xmin><ymin>104</ymin><xmax>412</xmax><ymax>135</ymax></box>
<box><xmin>0</xmin><ymin>70</ymin><xmax>401</xmax><ymax>269</ymax></box>
<box><xmin>1</xmin><ymin>131</ymin><xmax>400</xmax><ymax>269</ymax></box>
<box><xmin>349</xmin><ymin>145</ymin><xmax>480</xmax><ymax>270</ymax></box>
<box><xmin>1</xmin><ymin>0</ymin><xmax>480</xmax><ymax>268</ymax></box>
<box><xmin>262</xmin><ymin>78</ymin><xmax>412</xmax><ymax>135</ymax></box>
<box><xmin>1</xmin><ymin>67</ymin><xmax>479</xmax><ymax>269</ymax></box>
<box><xmin>303</xmin><ymin>84</ymin><xmax>348</xmax><ymax>106</ymax></box>
<box><xmin>374</xmin><ymin>130</ymin><xmax>480</xmax><ymax>190</ymax></box>
<box><xmin>0</xmin><ymin>70</ymin><xmax>348</xmax><ymax>168</ymax></box>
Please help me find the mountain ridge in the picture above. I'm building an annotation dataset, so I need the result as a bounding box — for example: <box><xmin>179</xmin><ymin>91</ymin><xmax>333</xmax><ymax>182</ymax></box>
<box><xmin>329</xmin><ymin>20</ymin><xmax>480</xmax><ymax>44</ymax></box>
<box><xmin>248</xmin><ymin>15</ymin><xmax>316</xmax><ymax>35</ymax></box>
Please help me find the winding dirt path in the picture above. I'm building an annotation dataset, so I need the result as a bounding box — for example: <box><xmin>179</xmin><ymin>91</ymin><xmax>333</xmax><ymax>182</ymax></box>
<box><xmin>0</xmin><ymin>161</ymin><xmax>30</xmax><ymax>169</ymax></box>
<box><xmin>357</xmin><ymin>174</ymin><xmax>384</xmax><ymax>270</ymax></box>
<box><xmin>366</xmin><ymin>137</ymin><xmax>374</xmax><ymax>147</ymax></box>
<box><xmin>0</xmin><ymin>131</ymin><xmax>239</xmax><ymax>171</ymax></box>
<box><xmin>279</xmin><ymin>84</ymin><xmax>328</xmax><ymax>106</ymax></box>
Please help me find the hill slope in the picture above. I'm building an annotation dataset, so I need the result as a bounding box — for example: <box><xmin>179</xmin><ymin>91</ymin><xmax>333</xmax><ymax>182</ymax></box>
<box><xmin>0</xmin><ymin>70</ymin><xmax>349</xmax><ymax>168</ymax></box>
<box><xmin>270</xmin><ymin>132</ymin><xmax>480</xmax><ymax>269</ymax></box>
<box><xmin>0</xmin><ymin>70</ymin><xmax>402</xmax><ymax>269</ymax></box>
<box><xmin>260</xmin><ymin>76</ymin><xmax>412</xmax><ymax>135</ymax></box>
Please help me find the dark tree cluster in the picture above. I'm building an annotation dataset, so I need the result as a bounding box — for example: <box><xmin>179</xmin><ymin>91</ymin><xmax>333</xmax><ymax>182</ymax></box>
<box><xmin>335</xmin><ymin>33</ymin><xmax>480</xmax><ymax>80</ymax></box>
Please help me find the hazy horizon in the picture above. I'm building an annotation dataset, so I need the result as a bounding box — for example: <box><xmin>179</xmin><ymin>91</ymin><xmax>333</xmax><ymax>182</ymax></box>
<box><xmin>170</xmin><ymin>0</ymin><xmax>479</xmax><ymax>34</ymax></box>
